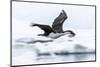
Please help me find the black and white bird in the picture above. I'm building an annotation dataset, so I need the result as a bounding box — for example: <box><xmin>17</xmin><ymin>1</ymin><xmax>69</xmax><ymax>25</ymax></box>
<box><xmin>31</xmin><ymin>10</ymin><xmax>76</xmax><ymax>39</ymax></box>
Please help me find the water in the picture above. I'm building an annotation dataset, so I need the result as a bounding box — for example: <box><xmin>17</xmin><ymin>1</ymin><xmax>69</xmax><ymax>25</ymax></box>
<box><xmin>12</xmin><ymin>30</ymin><xmax>95</xmax><ymax>65</ymax></box>
<box><xmin>12</xmin><ymin>44</ymin><xmax>95</xmax><ymax>65</ymax></box>
<box><xmin>35</xmin><ymin>53</ymin><xmax>95</xmax><ymax>63</ymax></box>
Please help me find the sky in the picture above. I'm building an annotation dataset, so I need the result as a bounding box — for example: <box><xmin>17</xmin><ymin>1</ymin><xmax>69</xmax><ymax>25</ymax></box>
<box><xmin>12</xmin><ymin>1</ymin><xmax>95</xmax><ymax>36</ymax></box>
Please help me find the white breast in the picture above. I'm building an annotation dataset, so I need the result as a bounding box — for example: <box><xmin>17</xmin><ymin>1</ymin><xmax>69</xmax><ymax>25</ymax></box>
<box><xmin>48</xmin><ymin>32</ymin><xmax>70</xmax><ymax>39</ymax></box>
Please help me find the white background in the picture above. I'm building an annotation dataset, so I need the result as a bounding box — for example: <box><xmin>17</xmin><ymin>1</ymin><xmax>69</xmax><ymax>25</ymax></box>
<box><xmin>0</xmin><ymin>0</ymin><xmax>100</xmax><ymax>67</ymax></box>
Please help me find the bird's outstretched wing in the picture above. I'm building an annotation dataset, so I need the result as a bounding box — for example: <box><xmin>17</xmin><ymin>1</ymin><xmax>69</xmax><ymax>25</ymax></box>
<box><xmin>31</xmin><ymin>23</ymin><xmax>55</xmax><ymax>36</ymax></box>
<box><xmin>52</xmin><ymin>10</ymin><xmax>68</xmax><ymax>33</ymax></box>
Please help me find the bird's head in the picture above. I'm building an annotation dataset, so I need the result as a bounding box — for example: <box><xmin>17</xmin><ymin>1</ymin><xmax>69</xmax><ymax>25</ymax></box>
<box><xmin>64</xmin><ymin>30</ymin><xmax>76</xmax><ymax>37</ymax></box>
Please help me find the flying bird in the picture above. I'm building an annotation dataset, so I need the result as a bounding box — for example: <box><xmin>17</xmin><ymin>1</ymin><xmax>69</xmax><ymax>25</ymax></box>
<box><xmin>31</xmin><ymin>10</ymin><xmax>75</xmax><ymax>39</ymax></box>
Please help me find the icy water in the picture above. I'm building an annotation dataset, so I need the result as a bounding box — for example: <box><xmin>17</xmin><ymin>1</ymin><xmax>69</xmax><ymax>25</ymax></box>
<box><xmin>12</xmin><ymin>43</ymin><xmax>95</xmax><ymax>65</ymax></box>
<box><xmin>36</xmin><ymin>53</ymin><xmax>95</xmax><ymax>63</ymax></box>
<box><xmin>12</xmin><ymin>30</ymin><xmax>95</xmax><ymax>65</ymax></box>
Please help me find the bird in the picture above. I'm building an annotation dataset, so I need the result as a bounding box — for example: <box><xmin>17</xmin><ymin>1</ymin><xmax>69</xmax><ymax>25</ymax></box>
<box><xmin>31</xmin><ymin>10</ymin><xmax>76</xmax><ymax>39</ymax></box>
